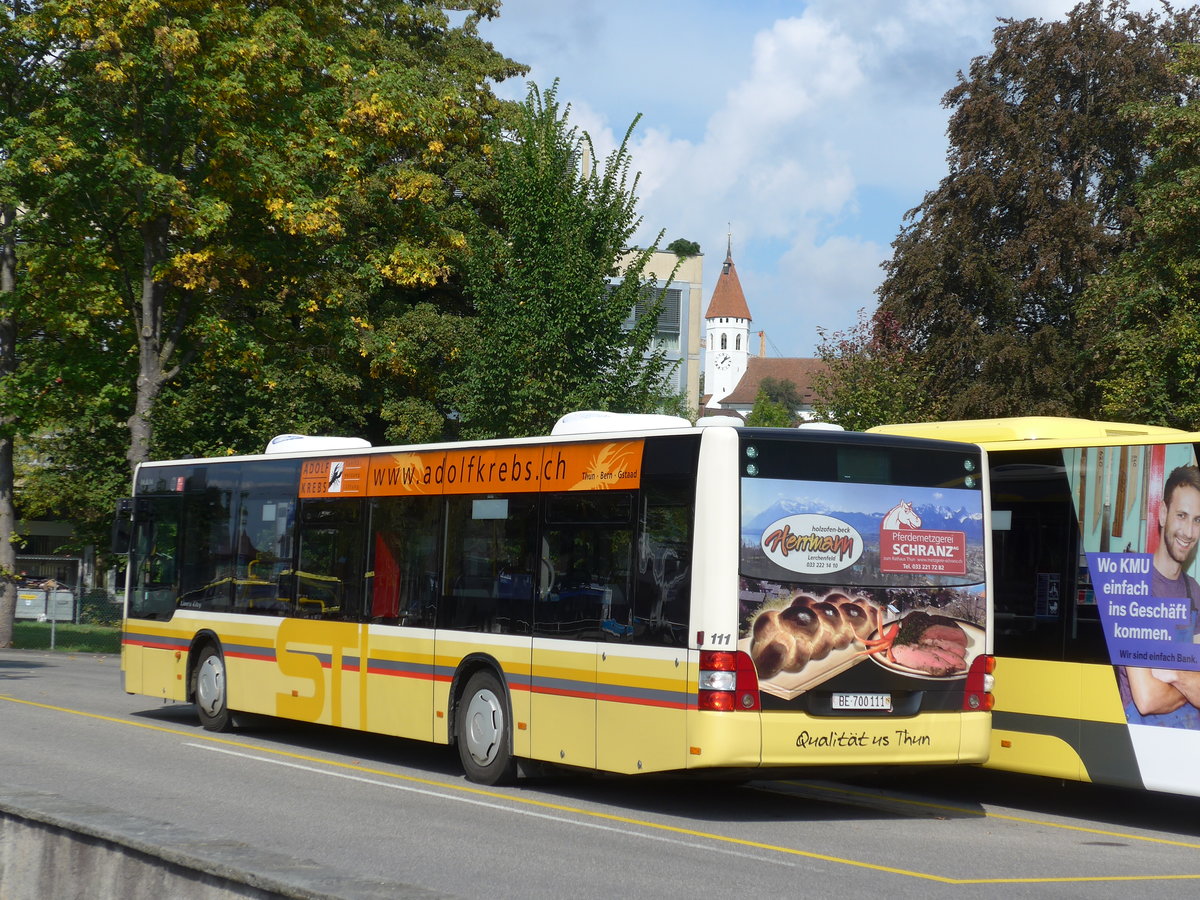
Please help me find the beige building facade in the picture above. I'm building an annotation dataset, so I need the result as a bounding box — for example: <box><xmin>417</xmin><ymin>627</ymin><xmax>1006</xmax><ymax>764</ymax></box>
<box><xmin>620</xmin><ymin>249</ymin><xmax>704</xmax><ymax>413</ymax></box>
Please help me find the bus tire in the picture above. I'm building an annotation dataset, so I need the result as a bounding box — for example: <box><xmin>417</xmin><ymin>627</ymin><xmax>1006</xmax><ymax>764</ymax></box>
<box><xmin>456</xmin><ymin>670</ymin><xmax>517</xmax><ymax>786</ymax></box>
<box><xmin>193</xmin><ymin>644</ymin><xmax>233</xmax><ymax>732</ymax></box>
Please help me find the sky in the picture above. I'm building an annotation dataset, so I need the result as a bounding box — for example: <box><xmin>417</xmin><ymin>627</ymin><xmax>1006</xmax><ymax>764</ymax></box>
<box><xmin>476</xmin><ymin>0</ymin><xmax>1158</xmax><ymax>358</ymax></box>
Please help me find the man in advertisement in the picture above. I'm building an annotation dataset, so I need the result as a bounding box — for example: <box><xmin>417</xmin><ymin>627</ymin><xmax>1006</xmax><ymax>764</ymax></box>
<box><xmin>1118</xmin><ymin>465</ymin><xmax>1200</xmax><ymax>727</ymax></box>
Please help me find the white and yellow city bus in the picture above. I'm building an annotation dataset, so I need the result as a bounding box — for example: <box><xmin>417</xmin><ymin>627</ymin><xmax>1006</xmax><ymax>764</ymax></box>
<box><xmin>871</xmin><ymin>416</ymin><xmax>1200</xmax><ymax>797</ymax></box>
<box><xmin>115</xmin><ymin>413</ymin><xmax>993</xmax><ymax>784</ymax></box>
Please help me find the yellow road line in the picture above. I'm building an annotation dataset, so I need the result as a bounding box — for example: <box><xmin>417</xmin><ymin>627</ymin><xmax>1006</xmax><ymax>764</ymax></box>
<box><xmin>773</xmin><ymin>779</ymin><xmax>1200</xmax><ymax>851</ymax></box>
<box><xmin>4</xmin><ymin>694</ymin><xmax>1200</xmax><ymax>885</ymax></box>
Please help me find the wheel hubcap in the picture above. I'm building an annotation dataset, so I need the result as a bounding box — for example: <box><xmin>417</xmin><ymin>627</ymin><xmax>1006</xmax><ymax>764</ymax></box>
<box><xmin>463</xmin><ymin>688</ymin><xmax>503</xmax><ymax>766</ymax></box>
<box><xmin>196</xmin><ymin>656</ymin><xmax>225</xmax><ymax>718</ymax></box>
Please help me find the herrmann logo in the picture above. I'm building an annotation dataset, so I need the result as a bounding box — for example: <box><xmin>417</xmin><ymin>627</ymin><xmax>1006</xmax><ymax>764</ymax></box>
<box><xmin>760</xmin><ymin>514</ymin><xmax>863</xmax><ymax>575</ymax></box>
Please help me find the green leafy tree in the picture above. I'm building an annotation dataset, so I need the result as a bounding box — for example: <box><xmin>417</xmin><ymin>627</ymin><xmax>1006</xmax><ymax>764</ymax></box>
<box><xmin>836</xmin><ymin>0</ymin><xmax>1200</xmax><ymax>423</ymax></box>
<box><xmin>1</xmin><ymin>0</ymin><xmax>67</xmax><ymax>647</ymax></box>
<box><xmin>665</xmin><ymin>238</ymin><xmax>700</xmax><ymax>257</ymax></box>
<box><xmin>1083</xmin><ymin>43</ymin><xmax>1200</xmax><ymax>429</ymax></box>
<box><xmin>759</xmin><ymin>377</ymin><xmax>801</xmax><ymax>411</ymax></box>
<box><xmin>746</xmin><ymin>376</ymin><xmax>803</xmax><ymax>427</ymax></box>
<box><xmin>457</xmin><ymin>82</ymin><xmax>678</xmax><ymax>438</ymax></box>
<box><xmin>812</xmin><ymin>310</ymin><xmax>930</xmax><ymax>431</ymax></box>
<box><xmin>26</xmin><ymin>0</ymin><xmax>523</xmax><ymax>474</ymax></box>
<box><xmin>745</xmin><ymin>389</ymin><xmax>793</xmax><ymax>428</ymax></box>
<box><xmin>0</xmin><ymin>0</ymin><xmax>524</xmax><ymax>641</ymax></box>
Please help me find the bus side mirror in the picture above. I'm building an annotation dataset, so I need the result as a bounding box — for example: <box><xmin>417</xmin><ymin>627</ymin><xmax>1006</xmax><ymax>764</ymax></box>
<box><xmin>111</xmin><ymin>498</ymin><xmax>135</xmax><ymax>554</ymax></box>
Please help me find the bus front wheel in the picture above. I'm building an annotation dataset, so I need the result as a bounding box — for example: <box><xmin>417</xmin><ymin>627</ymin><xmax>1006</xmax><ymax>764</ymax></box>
<box><xmin>193</xmin><ymin>644</ymin><xmax>233</xmax><ymax>732</ymax></box>
<box><xmin>456</xmin><ymin>670</ymin><xmax>517</xmax><ymax>786</ymax></box>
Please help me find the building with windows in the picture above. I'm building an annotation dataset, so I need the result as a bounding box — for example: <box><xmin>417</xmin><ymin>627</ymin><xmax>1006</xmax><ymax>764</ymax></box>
<box><xmin>620</xmin><ymin>249</ymin><xmax>704</xmax><ymax>413</ymax></box>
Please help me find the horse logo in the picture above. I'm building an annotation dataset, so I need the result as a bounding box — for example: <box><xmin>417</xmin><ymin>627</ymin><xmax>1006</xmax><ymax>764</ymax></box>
<box><xmin>882</xmin><ymin>500</ymin><xmax>921</xmax><ymax>531</ymax></box>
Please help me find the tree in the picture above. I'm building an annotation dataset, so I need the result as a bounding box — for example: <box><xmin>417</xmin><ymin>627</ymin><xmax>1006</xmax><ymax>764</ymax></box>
<box><xmin>1</xmin><ymin>0</ymin><xmax>64</xmax><ymax>648</ymax></box>
<box><xmin>456</xmin><ymin>82</ymin><xmax>678</xmax><ymax>439</ymax></box>
<box><xmin>759</xmin><ymin>377</ymin><xmax>801</xmax><ymax>411</ymax></box>
<box><xmin>745</xmin><ymin>376</ymin><xmax>803</xmax><ymax>427</ymax></box>
<box><xmin>745</xmin><ymin>389</ymin><xmax>793</xmax><ymax>427</ymax></box>
<box><xmin>812</xmin><ymin>310</ymin><xmax>931</xmax><ymax>431</ymax></box>
<box><xmin>665</xmin><ymin>238</ymin><xmax>700</xmax><ymax>257</ymax></box>
<box><xmin>26</xmin><ymin>0</ymin><xmax>524</xmax><ymax>474</ymax></box>
<box><xmin>836</xmin><ymin>0</ymin><xmax>1200</xmax><ymax>423</ymax></box>
<box><xmin>0</xmin><ymin>1</ymin><xmax>525</xmax><ymax>642</ymax></box>
<box><xmin>1082</xmin><ymin>43</ymin><xmax>1200</xmax><ymax>429</ymax></box>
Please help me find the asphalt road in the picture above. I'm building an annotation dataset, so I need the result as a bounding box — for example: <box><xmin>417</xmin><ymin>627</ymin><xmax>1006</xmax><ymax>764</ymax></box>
<box><xmin>2</xmin><ymin>648</ymin><xmax>1199</xmax><ymax>899</ymax></box>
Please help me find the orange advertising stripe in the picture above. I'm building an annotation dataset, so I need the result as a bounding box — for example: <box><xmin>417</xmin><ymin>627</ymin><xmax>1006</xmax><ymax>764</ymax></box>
<box><xmin>367</xmin><ymin>447</ymin><xmax>544</xmax><ymax>497</ymax></box>
<box><xmin>556</xmin><ymin>441</ymin><xmax>643</xmax><ymax>492</ymax></box>
<box><xmin>301</xmin><ymin>441</ymin><xmax>645</xmax><ymax>499</ymax></box>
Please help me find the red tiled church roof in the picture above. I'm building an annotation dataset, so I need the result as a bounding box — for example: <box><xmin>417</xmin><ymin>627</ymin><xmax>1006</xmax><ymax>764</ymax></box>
<box><xmin>703</xmin><ymin>249</ymin><xmax>752</xmax><ymax>321</ymax></box>
<box><xmin>722</xmin><ymin>356</ymin><xmax>829</xmax><ymax>407</ymax></box>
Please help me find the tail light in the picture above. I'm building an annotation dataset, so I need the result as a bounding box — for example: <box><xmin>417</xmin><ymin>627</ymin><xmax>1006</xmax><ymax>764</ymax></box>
<box><xmin>698</xmin><ymin>650</ymin><xmax>760</xmax><ymax>711</ymax></box>
<box><xmin>962</xmin><ymin>653</ymin><xmax>995</xmax><ymax>711</ymax></box>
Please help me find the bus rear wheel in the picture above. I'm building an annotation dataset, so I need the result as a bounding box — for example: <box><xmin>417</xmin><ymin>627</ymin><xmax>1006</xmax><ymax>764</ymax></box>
<box><xmin>456</xmin><ymin>670</ymin><xmax>517</xmax><ymax>786</ymax></box>
<box><xmin>193</xmin><ymin>644</ymin><xmax>233</xmax><ymax>732</ymax></box>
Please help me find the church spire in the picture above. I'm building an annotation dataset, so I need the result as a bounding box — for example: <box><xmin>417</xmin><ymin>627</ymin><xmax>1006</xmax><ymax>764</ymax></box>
<box><xmin>705</xmin><ymin>234</ymin><xmax>751</xmax><ymax>321</ymax></box>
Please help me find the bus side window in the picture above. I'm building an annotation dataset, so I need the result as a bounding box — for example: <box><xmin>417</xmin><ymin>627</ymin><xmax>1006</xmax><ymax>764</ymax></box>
<box><xmin>537</xmin><ymin>492</ymin><xmax>635</xmax><ymax>640</ymax></box>
<box><xmin>440</xmin><ymin>495</ymin><xmax>537</xmax><ymax>634</ymax></box>
<box><xmin>232</xmin><ymin>461</ymin><xmax>300</xmax><ymax>618</ymax></box>
<box><xmin>631</xmin><ymin>436</ymin><xmax>698</xmax><ymax>648</ymax></box>
<box><xmin>232</xmin><ymin>498</ymin><xmax>297</xmax><ymax>617</ymax></box>
<box><xmin>632</xmin><ymin>483</ymin><xmax>692</xmax><ymax>648</ymax></box>
<box><xmin>990</xmin><ymin>447</ymin><xmax>1129</xmax><ymax>666</ymax></box>
<box><xmin>172</xmin><ymin>464</ymin><xmax>248</xmax><ymax>613</ymax></box>
<box><xmin>295</xmin><ymin>499</ymin><xmax>367</xmax><ymax>620</ymax></box>
<box><xmin>368</xmin><ymin>496</ymin><xmax>441</xmax><ymax>627</ymax></box>
<box><xmin>990</xmin><ymin>454</ymin><xmax>1070</xmax><ymax>659</ymax></box>
<box><xmin>990</xmin><ymin>449</ymin><xmax>1111</xmax><ymax>663</ymax></box>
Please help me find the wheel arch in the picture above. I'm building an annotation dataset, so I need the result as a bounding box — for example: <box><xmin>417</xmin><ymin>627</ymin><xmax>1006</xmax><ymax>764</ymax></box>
<box><xmin>185</xmin><ymin>629</ymin><xmax>223</xmax><ymax>704</ymax></box>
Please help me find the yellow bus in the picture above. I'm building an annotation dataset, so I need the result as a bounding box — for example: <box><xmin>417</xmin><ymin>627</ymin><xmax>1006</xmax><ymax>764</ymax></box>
<box><xmin>871</xmin><ymin>417</ymin><xmax>1200</xmax><ymax>797</ymax></box>
<box><xmin>115</xmin><ymin>413</ymin><xmax>993</xmax><ymax>784</ymax></box>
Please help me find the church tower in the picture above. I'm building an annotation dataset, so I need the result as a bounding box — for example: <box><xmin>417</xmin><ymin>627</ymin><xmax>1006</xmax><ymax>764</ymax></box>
<box><xmin>703</xmin><ymin>238</ymin><xmax>752</xmax><ymax>407</ymax></box>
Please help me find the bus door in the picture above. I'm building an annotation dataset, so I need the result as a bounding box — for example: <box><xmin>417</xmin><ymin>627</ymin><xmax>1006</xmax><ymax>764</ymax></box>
<box><xmin>595</xmin><ymin>486</ymin><xmax>692</xmax><ymax>775</ymax></box>
<box><xmin>990</xmin><ymin>468</ymin><xmax>1083</xmax><ymax>778</ymax></box>
<box><xmin>123</xmin><ymin>492</ymin><xmax>184</xmax><ymax>694</ymax></box>
<box><xmin>530</xmin><ymin>485</ymin><xmax>693</xmax><ymax>774</ymax></box>
<box><xmin>989</xmin><ymin>449</ymin><xmax>1134</xmax><ymax>781</ymax></box>
<box><xmin>364</xmin><ymin>495</ymin><xmax>442</xmax><ymax>741</ymax></box>
<box><xmin>530</xmin><ymin>492</ymin><xmax>614</xmax><ymax>768</ymax></box>
<box><xmin>440</xmin><ymin>495</ymin><xmax>539</xmax><ymax>750</ymax></box>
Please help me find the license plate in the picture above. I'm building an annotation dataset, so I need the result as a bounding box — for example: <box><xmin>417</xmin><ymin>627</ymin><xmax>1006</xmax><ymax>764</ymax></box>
<box><xmin>831</xmin><ymin>692</ymin><xmax>892</xmax><ymax>712</ymax></box>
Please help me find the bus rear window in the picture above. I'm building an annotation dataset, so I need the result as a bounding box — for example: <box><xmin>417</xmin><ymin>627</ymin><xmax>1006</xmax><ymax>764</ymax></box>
<box><xmin>740</xmin><ymin>432</ymin><xmax>982</xmax><ymax>491</ymax></box>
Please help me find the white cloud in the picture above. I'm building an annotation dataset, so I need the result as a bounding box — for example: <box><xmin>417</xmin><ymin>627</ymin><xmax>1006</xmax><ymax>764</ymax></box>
<box><xmin>481</xmin><ymin>0</ymin><xmax>1174</xmax><ymax>356</ymax></box>
<box><xmin>730</xmin><ymin>16</ymin><xmax>865</xmax><ymax>125</ymax></box>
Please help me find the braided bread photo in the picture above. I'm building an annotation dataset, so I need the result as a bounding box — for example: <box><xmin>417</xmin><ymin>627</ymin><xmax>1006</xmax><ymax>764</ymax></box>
<box><xmin>748</xmin><ymin>592</ymin><xmax>882</xmax><ymax>680</ymax></box>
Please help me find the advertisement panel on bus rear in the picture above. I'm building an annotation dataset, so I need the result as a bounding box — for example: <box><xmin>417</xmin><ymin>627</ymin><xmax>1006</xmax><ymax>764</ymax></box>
<box><xmin>737</xmin><ymin>478</ymin><xmax>987</xmax><ymax>703</ymax></box>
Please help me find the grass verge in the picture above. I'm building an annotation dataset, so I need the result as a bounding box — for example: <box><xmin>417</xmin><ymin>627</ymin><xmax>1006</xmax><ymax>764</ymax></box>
<box><xmin>12</xmin><ymin>621</ymin><xmax>121</xmax><ymax>654</ymax></box>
